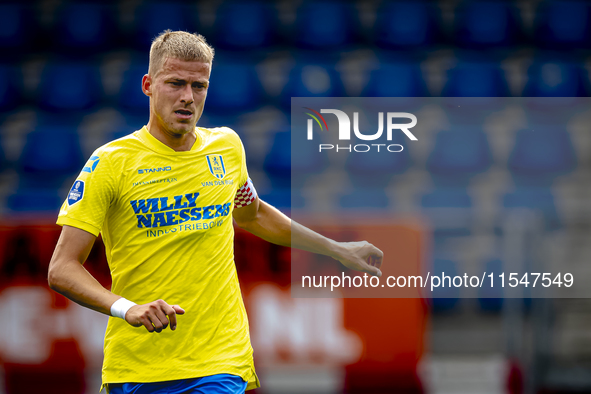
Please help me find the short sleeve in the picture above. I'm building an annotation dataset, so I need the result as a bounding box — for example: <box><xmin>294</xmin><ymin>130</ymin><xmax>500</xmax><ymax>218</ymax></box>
<box><xmin>237</xmin><ymin>133</ymin><xmax>249</xmax><ymax>187</ymax></box>
<box><xmin>56</xmin><ymin>149</ymin><xmax>117</xmax><ymax>237</ymax></box>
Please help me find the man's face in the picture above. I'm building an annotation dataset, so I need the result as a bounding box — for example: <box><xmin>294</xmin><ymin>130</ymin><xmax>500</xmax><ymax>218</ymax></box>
<box><xmin>143</xmin><ymin>58</ymin><xmax>211</xmax><ymax>136</ymax></box>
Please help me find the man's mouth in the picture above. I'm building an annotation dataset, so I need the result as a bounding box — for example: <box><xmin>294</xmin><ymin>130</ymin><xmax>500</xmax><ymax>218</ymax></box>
<box><xmin>175</xmin><ymin>109</ymin><xmax>193</xmax><ymax>119</ymax></box>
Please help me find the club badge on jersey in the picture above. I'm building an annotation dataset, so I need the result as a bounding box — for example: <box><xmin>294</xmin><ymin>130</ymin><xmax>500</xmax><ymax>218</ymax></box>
<box><xmin>206</xmin><ymin>154</ymin><xmax>226</xmax><ymax>179</ymax></box>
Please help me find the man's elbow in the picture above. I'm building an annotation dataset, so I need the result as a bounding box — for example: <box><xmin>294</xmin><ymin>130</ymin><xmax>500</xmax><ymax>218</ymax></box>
<box><xmin>47</xmin><ymin>261</ymin><xmax>66</xmax><ymax>292</ymax></box>
<box><xmin>47</xmin><ymin>264</ymin><xmax>59</xmax><ymax>291</ymax></box>
<box><xmin>233</xmin><ymin>216</ymin><xmax>255</xmax><ymax>231</ymax></box>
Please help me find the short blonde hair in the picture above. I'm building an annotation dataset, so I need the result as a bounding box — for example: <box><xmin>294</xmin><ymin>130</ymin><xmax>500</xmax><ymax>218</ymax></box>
<box><xmin>148</xmin><ymin>30</ymin><xmax>215</xmax><ymax>77</ymax></box>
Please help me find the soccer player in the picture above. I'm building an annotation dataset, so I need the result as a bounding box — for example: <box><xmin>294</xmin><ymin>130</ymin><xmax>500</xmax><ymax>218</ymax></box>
<box><xmin>48</xmin><ymin>31</ymin><xmax>383</xmax><ymax>394</ymax></box>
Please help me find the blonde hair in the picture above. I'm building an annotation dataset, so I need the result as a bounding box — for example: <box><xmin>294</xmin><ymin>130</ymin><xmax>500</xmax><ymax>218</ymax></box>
<box><xmin>148</xmin><ymin>30</ymin><xmax>215</xmax><ymax>77</ymax></box>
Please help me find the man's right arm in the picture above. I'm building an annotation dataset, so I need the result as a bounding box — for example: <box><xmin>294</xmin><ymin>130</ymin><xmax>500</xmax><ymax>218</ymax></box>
<box><xmin>48</xmin><ymin>225</ymin><xmax>184</xmax><ymax>332</ymax></box>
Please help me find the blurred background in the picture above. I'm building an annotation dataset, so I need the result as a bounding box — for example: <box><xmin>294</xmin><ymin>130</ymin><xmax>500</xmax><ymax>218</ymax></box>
<box><xmin>1</xmin><ymin>0</ymin><xmax>591</xmax><ymax>393</ymax></box>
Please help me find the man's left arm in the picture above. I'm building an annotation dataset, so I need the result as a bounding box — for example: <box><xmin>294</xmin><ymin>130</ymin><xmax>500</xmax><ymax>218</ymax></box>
<box><xmin>233</xmin><ymin>197</ymin><xmax>383</xmax><ymax>277</ymax></box>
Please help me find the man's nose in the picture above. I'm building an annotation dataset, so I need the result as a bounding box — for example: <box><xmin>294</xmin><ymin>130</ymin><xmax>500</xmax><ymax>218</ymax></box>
<box><xmin>180</xmin><ymin>85</ymin><xmax>193</xmax><ymax>104</ymax></box>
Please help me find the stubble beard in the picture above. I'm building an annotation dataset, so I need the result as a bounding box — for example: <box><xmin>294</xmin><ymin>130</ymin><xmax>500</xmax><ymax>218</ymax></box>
<box><xmin>168</xmin><ymin>119</ymin><xmax>195</xmax><ymax>136</ymax></box>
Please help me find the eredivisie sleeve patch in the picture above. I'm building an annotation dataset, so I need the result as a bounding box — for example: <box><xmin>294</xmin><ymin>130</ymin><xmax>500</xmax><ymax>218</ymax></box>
<box><xmin>234</xmin><ymin>178</ymin><xmax>257</xmax><ymax>208</ymax></box>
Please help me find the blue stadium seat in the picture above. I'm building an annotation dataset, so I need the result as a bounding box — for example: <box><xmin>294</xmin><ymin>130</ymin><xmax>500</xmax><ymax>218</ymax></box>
<box><xmin>197</xmin><ymin>112</ymin><xmax>240</xmax><ymax>131</ymax></box>
<box><xmin>263</xmin><ymin>129</ymin><xmax>328</xmax><ymax>188</ymax></box>
<box><xmin>344</xmin><ymin>133</ymin><xmax>410</xmax><ymax>189</ymax></box>
<box><xmin>421</xmin><ymin>189</ymin><xmax>473</xmax><ymax>237</ymax></box>
<box><xmin>339</xmin><ymin>190</ymin><xmax>390</xmax><ymax>210</ymax></box>
<box><xmin>443</xmin><ymin>62</ymin><xmax>510</xmax><ymax>97</ymax></box>
<box><xmin>120</xmin><ymin>112</ymin><xmax>147</xmax><ymax>135</ymax></box>
<box><xmin>454</xmin><ymin>1</ymin><xmax>521</xmax><ymax>47</ymax></box>
<box><xmin>535</xmin><ymin>0</ymin><xmax>591</xmax><ymax>49</ymax></box>
<box><xmin>430</xmin><ymin>258</ymin><xmax>461</xmax><ymax>312</ymax></box>
<box><xmin>374</xmin><ymin>1</ymin><xmax>440</xmax><ymax>48</ymax></box>
<box><xmin>213</xmin><ymin>2</ymin><xmax>276</xmax><ymax>49</ymax></box>
<box><xmin>502</xmin><ymin>188</ymin><xmax>560</xmax><ymax>229</ymax></box>
<box><xmin>508</xmin><ymin>128</ymin><xmax>576</xmax><ymax>185</ymax></box>
<box><xmin>362</xmin><ymin>62</ymin><xmax>428</xmax><ymax>97</ymax></box>
<box><xmin>0</xmin><ymin>4</ymin><xmax>35</xmax><ymax>54</ymax></box>
<box><xmin>523</xmin><ymin>61</ymin><xmax>587</xmax><ymax>97</ymax></box>
<box><xmin>108</xmin><ymin>113</ymin><xmax>146</xmax><ymax>142</ymax></box>
<box><xmin>207</xmin><ymin>62</ymin><xmax>264</xmax><ymax>114</ymax></box>
<box><xmin>262</xmin><ymin>130</ymin><xmax>317</xmax><ymax>210</ymax></box>
<box><xmin>263</xmin><ymin>130</ymin><xmax>291</xmax><ymax>189</ymax></box>
<box><xmin>133</xmin><ymin>2</ymin><xmax>194</xmax><ymax>50</ymax></box>
<box><xmin>38</xmin><ymin>63</ymin><xmax>103</xmax><ymax>112</ymax></box>
<box><xmin>6</xmin><ymin>189</ymin><xmax>63</xmax><ymax>212</ymax></box>
<box><xmin>258</xmin><ymin>189</ymin><xmax>304</xmax><ymax>210</ymax></box>
<box><xmin>54</xmin><ymin>3</ymin><xmax>116</xmax><ymax>52</ymax></box>
<box><xmin>478</xmin><ymin>259</ymin><xmax>504</xmax><ymax>312</ymax></box>
<box><xmin>427</xmin><ymin>129</ymin><xmax>492</xmax><ymax>186</ymax></box>
<box><xmin>0</xmin><ymin>65</ymin><xmax>22</xmax><ymax>111</ymax></box>
<box><xmin>118</xmin><ymin>63</ymin><xmax>149</xmax><ymax>115</ymax></box>
<box><xmin>282</xmin><ymin>63</ymin><xmax>344</xmax><ymax>108</ymax></box>
<box><xmin>422</xmin><ymin>189</ymin><xmax>472</xmax><ymax>209</ymax></box>
<box><xmin>294</xmin><ymin>1</ymin><xmax>357</xmax><ymax>48</ymax></box>
<box><xmin>263</xmin><ymin>128</ymin><xmax>328</xmax><ymax>210</ymax></box>
<box><xmin>18</xmin><ymin>128</ymin><xmax>85</xmax><ymax>188</ymax></box>
<box><xmin>0</xmin><ymin>135</ymin><xmax>6</xmax><ymax>173</ymax></box>
<box><xmin>110</xmin><ymin>130</ymin><xmax>133</xmax><ymax>142</ymax></box>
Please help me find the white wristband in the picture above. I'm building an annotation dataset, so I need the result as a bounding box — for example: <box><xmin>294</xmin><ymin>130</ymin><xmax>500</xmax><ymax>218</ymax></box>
<box><xmin>110</xmin><ymin>297</ymin><xmax>136</xmax><ymax>320</ymax></box>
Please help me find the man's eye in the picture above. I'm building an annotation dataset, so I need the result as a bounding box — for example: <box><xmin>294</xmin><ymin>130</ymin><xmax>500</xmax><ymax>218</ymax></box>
<box><xmin>170</xmin><ymin>81</ymin><xmax>182</xmax><ymax>86</ymax></box>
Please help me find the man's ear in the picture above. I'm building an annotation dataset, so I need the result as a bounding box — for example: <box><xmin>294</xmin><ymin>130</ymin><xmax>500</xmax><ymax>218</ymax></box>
<box><xmin>142</xmin><ymin>74</ymin><xmax>152</xmax><ymax>97</ymax></box>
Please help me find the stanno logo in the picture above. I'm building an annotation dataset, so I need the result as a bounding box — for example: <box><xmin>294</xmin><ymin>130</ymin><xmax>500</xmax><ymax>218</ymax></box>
<box><xmin>304</xmin><ymin>108</ymin><xmax>418</xmax><ymax>153</ymax></box>
<box><xmin>82</xmin><ymin>156</ymin><xmax>100</xmax><ymax>173</ymax></box>
<box><xmin>138</xmin><ymin>166</ymin><xmax>172</xmax><ymax>174</ymax></box>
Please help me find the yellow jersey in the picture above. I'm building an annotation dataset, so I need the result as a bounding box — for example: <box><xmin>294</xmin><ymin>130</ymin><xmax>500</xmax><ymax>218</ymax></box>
<box><xmin>57</xmin><ymin>126</ymin><xmax>260</xmax><ymax>391</ymax></box>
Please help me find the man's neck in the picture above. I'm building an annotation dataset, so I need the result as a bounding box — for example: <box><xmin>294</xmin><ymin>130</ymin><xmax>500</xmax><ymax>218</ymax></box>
<box><xmin>147</xmin><ymin>121</ymin><xmax>196</xmax><ymax>152</ymax></box>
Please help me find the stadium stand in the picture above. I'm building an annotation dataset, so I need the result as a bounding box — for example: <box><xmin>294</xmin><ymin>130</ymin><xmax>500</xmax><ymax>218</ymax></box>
<box><xmin>17</xmin><ymin>127</ymin><xmax>84</xmax><ymax>188</ymax></box>
<box><xmin>508</xmin><ymin>127</ymin><xmax>577</xmax><ymax>185</ymax></box>
<box><xmin>133</xmin><ymin>2</ymin><xmax>195</xmax><ymax>51</ymax></box>
<box><xmin>362</xmin><ymin>61</ymin><xmax>429</xmax><ymax>97</ymax></box>
<box><xmin>1</xmin><ymin>1</ymin><xmax>591</xmax><ymax>392</ymax></box>
<box><xmin>478</xmin><ymin>259</ymin><xmax>504</xmax><ymax>312</ymax></box>
<box><xmin>37</xmin><ymin>62</ymin><xmax>103</xmax><ymax>112</ymax></box>
<box><xmin>534</xmin><ymin>0</ymin><xmax>591</xmax><ymax>49</ymax></box>
<box><xmin>373</xmin><ymin>1</ymin><xmax>441</xmax><ymax>49</ymax></box>
<box><xmin>206</xmin><ymin>61</ymin><xmax>265</xmax><ymax>113</ymax></box>
<box><xmin>442</xmin><ymin>61</ymin><xmax>510</xmax><ymax>97</ymax></box>
<box><xmin>454</xmin><ymin>0</ymin><xmax>522</xmax><ymax>48</ymax></box>
<box><xmin>294</xmin><ymin>1</ymin><xmax>359</xmax><ymax>49</ymax></box>
<box><xmin>53</xmin><ymin>2</ymin><xmax>117</xmax><ymax>54</ymax></box>
<box><xmin>0</xmin><ymin>65</ymin><xmax>22</xmax><ymax>112</ymax></box>
<box><xmin>430</xmin><ymin>258</ymin><xmax>461</xmax><ymax>312</ymax></box>
<box><xmin>427</xmin><ymin>129</ymin><xmax>493</xmax><ymax>186</ymax></box>
<box><xmin>213</xmin><ymin>1</ymin><xmax>277</xmax><ymax>50</ymax></box>
<box><xmin>0</xmin><ymin>3</ymin><xmax>36</xmax><ymax>55</ymax></box>
<box><xmin>524</xmin><ymin>61</ymin><xmax>588</xmax><ymax>97</ymax></box>
<box><xmin>117</xmin><ymin>62</ymin><xmax>150</xmax><ymax>115</ymax></box>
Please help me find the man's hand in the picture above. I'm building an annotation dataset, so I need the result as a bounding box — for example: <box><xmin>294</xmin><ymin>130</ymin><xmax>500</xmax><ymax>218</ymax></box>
<box><xmin>125</xmin><ymin>299</ymin><xmax>185</xmax><ymax>333</ymax></box>
<box><xmin>333</xmin><ymin>241</ymin><xmax>383</xmax><ymax>277</ymax></box>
